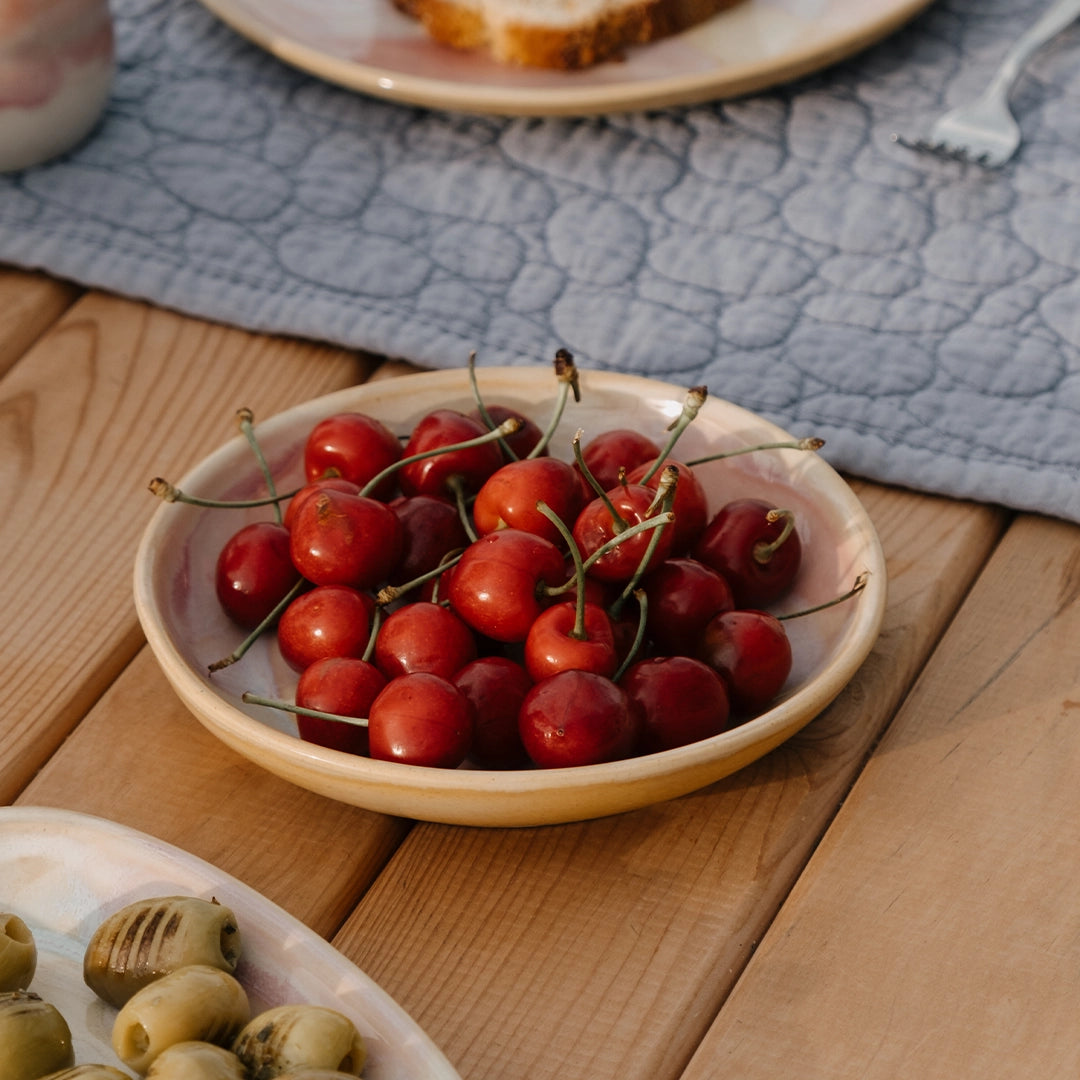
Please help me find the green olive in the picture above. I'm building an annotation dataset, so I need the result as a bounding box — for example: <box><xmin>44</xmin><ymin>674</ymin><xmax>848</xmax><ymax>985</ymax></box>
<box><xmin>0</xmin><ymin>912</ymin><xmax>37</xmax><ymax>991</ymax></box>
<box><xmin>233</xmin><ymin>1004</ymin><xmax>366</xmax><ymax>1078</ymax></box>
<box><xmin>0</xmin><ymin>990</ymin><xmax>75</xmax><ymax>1080</ymax></box>
<box><xmin>145</xmin><ymin>1040</ymin><xmax>248</xmax><ymax>1079</ymax></box>
<box><xmin>40</xmin><ymin>1067</ymin><xmax>133</xmax><ymax>1079</ymax></box>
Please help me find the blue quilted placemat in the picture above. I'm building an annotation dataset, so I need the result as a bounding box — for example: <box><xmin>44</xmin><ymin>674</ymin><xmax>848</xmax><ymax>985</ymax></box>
<box><xmin>1</xmin><ymin>0</ymin><xmax>1078</xmax><ymax>523</ymax></box>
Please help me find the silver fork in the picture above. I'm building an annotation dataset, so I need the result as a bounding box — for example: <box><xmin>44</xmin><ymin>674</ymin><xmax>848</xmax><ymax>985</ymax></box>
<box><xmin>894</xmin><ymin>0</ymin><xmax>1080</xmax><ymax>166</ymax></box>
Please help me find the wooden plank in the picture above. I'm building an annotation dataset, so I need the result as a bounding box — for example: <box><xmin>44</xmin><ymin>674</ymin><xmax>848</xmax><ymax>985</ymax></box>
<box><xmin>0</xmin><ymin>268</ymin><xmax>81</xmax><ymax>376</ymax></box>
<box><xmin>328</xmin><ymin>488</ymin><xmax>1011</xmax><ymax>1080</ymax></box>
<box><xmin>680</xmin><ymin>513</ymin><xmax>1080</xmax><ymax>1080</ymax></box>
<box><xmin>0</xmin><ymin>291</ymin><xmax>371</xmax><ymax>802</ymax></box>
<box><xmin>17</xmin><ymin>648</ymin><xmax>409</xmax><ymax>937</ymax></box>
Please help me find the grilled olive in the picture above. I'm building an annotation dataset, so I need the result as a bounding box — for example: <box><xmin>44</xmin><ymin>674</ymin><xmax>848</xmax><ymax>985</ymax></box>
<box><xmin>232</xmin><ymin>1004</ymin><xmax>366</xmax><ymax>1078</ymax></box>
<box><xmin>0</xmin><ymin>989</ymin><xmax>75</xmax><ymax>1080</ymax></box>
<box><xmin>84</xmin><ymin>896</ymin><xmax>242</xmax><ymax>1008</ymax></box>
<box><xmin>0</xmin><ymin>912</ymin><xmax>37</xmax><ymax>991</ymax></box>
<box><xmin>112</xmin><ymin>964</ymin><xmax>250</xmax><ymax>1073</ymax></box>
<box><xmin>144</xmin><ymin>1040</ymin><xmax>248</xmax><ymax>1079</ymax></box>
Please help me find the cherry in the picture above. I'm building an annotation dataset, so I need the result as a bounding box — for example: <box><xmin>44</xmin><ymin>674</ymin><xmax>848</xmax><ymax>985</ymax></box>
<box><xmin>214</xmin><ymin>521</ymin><xmax>299</xmax><ymax>629</ymax></box>
<box><xmin>294</xmin><ymin>656</ymin><xmax>386</xmax><ymax>755</ymax></box>
<box><xmin>447</xmin><ymin>529</ymin><xmax>567</xmax><ymax>643</ymax></box>
<box><xmin>523</xmin><ymin>600</ymin><xmax>618</xmax><ymax>682</ymax></box>
<box><xmin>277</xmin><ymin>584</ymin><xmax>376</xmax><ymax>673</ymax></box>
<box><xmin>367</xmin><ymin>672</ymin><xmax>475</xmax><ymax>768</ymax></box>
<box><xmin>398</xmin><ymin>409</ymin><xmax>505</xmax><ymax>500</ymax></box>
<box><xmin>578</xmin><ymin>429</ymin><xmax>661</xmax><ymax>491</ymax></box>
<box><xmin>572</xmin><ymin>483</ymin><xmax>675</xmax><ymax>584</ymax></box>
<box><xmin>469</xmin><ymin>403</ymin><xmax>546</xmax><ymax>461</ymax></box>
<box><xmin>303</xmin><ymin>411</ymin><xmax>403</xmax><ymax>501</ymax></box>
<box><xmin>694</xmin><ymin>498</ymin><xmax>802</xmax><ymax>608</ymax></box>
<box><xmin>642</xmin><ymin>557</ymin><xmax>734</xmax><ymax>656</ymax></box>
<box><xmin>288</xmin><ymin>487</ymin><xmax>402</xmax><ymax>590</ymax></box>
<box><xmin>625</xmin><ymin>459</ymin><xmax>708</xmax><ymax>554</ymax></box>
<box><xmin>283</xmin><ymin>477</ymin><xmax>361</xmax><ymax>530</ymax></box>
<box><xmin>518</xmin><ymin>669</ymin><xmax>640</xmax><ymax>768</ymax></box>
<box><xmin>388</xmin><ymin>494</ymin><xmax>470</xmax><ymax>585</ymax></box>
<box><xmin>696</xmin><ymin>608</ymin><xmax>792</xmax><ymax>716</ymax></box>
<box><xmin>374</xmin><ymin>601</ymin><xmax>477</xmax><ymax>681</ymax></box>
<box><xmin>472</xmin><ymin>457</ymin><xmax>585</xmax><ymax>547</ymax></box>
<box><xmin>453</xmin><ymin>656</ymin><xmax>533</xmax><ymax>768</ymax></box>
<box><xmin>621</xmin><ymin>656</ymin><xmax>731</xmax><ymax>753</ymax></box>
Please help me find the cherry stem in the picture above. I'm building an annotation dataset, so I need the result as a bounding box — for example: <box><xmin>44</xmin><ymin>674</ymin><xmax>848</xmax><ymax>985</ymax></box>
<box><xmin>572</xmin><ymin>429</ymin><xmax>629</xmax><ymax>533</ymax></box>
<box><xmin>375</xmin><ymin>550</ymin><xmax>464</xmax><ymax>608</ymax></box>
<box><xmin>754</xmin><ymin>508</ymin><xmax>796</xmax><ymax>566</ymax></box>
<box><xmin>536</xmin><ymin>500</ymin><xmax>589</xmax><ymax>639</ymax></box>
<box><xmin>580</xmin><ymin>510</ymin><xmax>675</xmax><ymax>575</ymax></box>
<box><xmin>362</xmin><ymin>603</ymin><xmax>382</xmax><ymax>662</ymax></box>
<box><xmin>612</xmin><ymin>589</ymin><xmax>648</xmax><ymax>682</ymax></box>
<box><xmin>685</xmin><ymin>437</ymin><xmax>825</xmax><ymax>468</ymax></box>
<box><xmin>776</xmin><ymin>572</ymin><xmax>870</xmax><ymax>621</ymax></box>
<box><xmin>609</xmin><ymin>467</ymin><xmax>678</xmax><ymax>618</ymax></box>
<box><xmin>241</xmin><ymin>692</ymin><xmax>369</xmax><ymax>729</ymax></box>
<box><xmin>208</xmin><ymin>577</ymin><xmax>306</xmax><ymax>673</ymax></box>
<box><xmin>357</xmin><ymin>417</ymin><xmax>521</xmax><ymax>499</ymax></box>
<box><xmin>236</xmin><ymin>408</ymin><xmax>281</xmax><ymax>525</ymax></box>
<box><xmin>467</xmin><ymin>350</ymin><xmax>520</xmax><ymax>462</ymax></box>
<box><xmin>526</xmin><ymin>349</ymin><xmax>579</xmax><ymax>459</ymax></box>
<box><xmin>446</xmin><ymin>474</ymin><xmax>478</xmax><ymax>543</ymax></box>
<box><xmin>639</xmin><ymin>386</ymin><xmax>707</xmax><ymax>484</ymax></box>
<box><xmin>148</xmin><ymin>478</ymin><xmax>302</xmax><ymax>509</ymax></box>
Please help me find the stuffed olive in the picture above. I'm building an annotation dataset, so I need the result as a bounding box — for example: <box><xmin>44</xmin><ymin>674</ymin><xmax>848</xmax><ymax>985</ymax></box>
<box><xmin>112</xmin><ymin>964</ymin><xmax>250</xmax><ymax>1073</ymax></box>
<box><xmin>84</xmin><ymin>896</ymin><xmax>242</xmax><ymax>1008</ymax></box>
<box><xmin>0</xmin><ymin>911</ymin><xmax>37</xmax><ymax>991</ymax></box>
<box><xmin>0</xmin><ymin>989</ymin><xmax>75</xmax><ymax>1080</ymax></box>
<box><xmin>232</xmin><ymin>1004</ymin><xmax>367</xmax><ymax>1078</ymax></box>
<box><xmin>144</xmin><ymin>1040</ymin><xmax>248</xmax><ymax>1079</ymax></box>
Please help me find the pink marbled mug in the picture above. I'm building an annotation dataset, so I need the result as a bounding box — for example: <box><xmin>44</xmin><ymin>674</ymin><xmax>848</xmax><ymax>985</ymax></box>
<box><xmin>0</xmin><ymin>0</ymin><xmax>114</xmax><ymax>171</ymax></box>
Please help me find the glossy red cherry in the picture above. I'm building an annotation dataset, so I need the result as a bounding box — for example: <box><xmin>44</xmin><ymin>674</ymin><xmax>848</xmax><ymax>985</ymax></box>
<box><xmin>572</xmin><ymin>483</ymin><xmax>675</xmax><ymax>584</ymax></box>
<box><xmin>621</xmin><ymin>656</ymin><xmax>731</xmax><ymax>753</ymax></box>
<box><xmin>398</xmin><ymin>409</ymin><xmax>504</xmax><ymax>499</ymax></box>
<box><xmin>519</xmin><ymin>670</ymin><xmax>640</xmax><ymax>768</ymax></box>
<box><xmin>288</xmin><ymin>488</ymin><xmax>402</xmax><ymax>590</ymax></box>
<box><xmin>447</xmin><ymin>529</ymin><xmax>567</xmax><ymax>643</ymax></box>
<box><xmin>277</xmin><ymin>584</ymin><xmax>375</xmax><ymax>673</ymax></box>
<box><xmin>579</xmin><ymin>428</ymin><xmax>661</xmax><ymax>491</ymax></box>
<box><xmin>367</xmin><ymin>672</ymin><xmax>475</xmax><ymax>768</ymax></box>
<box><xmin>303</xmin><ymin>412</ymin><xmax>403</xmax><ymax>501</ymax></box>
<box><xmin>624</xmin><ymin>459</ymin><xmax>709</xmax><ymax>554</ymax></box>
<box><xmin>388</xmin><ymin>494</ymin><xmax>470</xmax><ymax>585</ymax></box>
<box><xmin>694</xmin><ymin>498</ymin><xmax>802</xmax><ymax>608</ymax></box>
<box><xmin>523</xmin><ymin>600</ymin><xmax>618</xmax><ymax>682</ymax></box>
<box><xmin>294</xmin><ymin>656</ymin><xmax>386</xmax><ymax>755</ymax></box>
<box><xmin>642</xmin><ymin>557</ymin><xmax>734</xmax><ymax>656</ymax></box>
<box><xmin>472</xmin><ymin>457</ymin><xmax>585</xmax><ymax>547</ymax></box>
<box><xmin>374</xmin><ymin>601</ymin><xmax>477</xmax><ymax>681</ymax></box>
<box><xmin>214</xmin><ymin>521</ymin><xmax>299</xmax><ymax>629</ymax></box>
<box><xmin>697</xmin><ymin>608</ymin><xmax>792</xmax><ymax>716</ymax></box>
<box><xmin>283</xmin><ymin>477</ymin><xmax>361</xmax><ymax>530</ymax></box>
<box><xmin>453</xmin><ymin>656</ymin><xmax>533</xmax><ymax>768</ymax></box>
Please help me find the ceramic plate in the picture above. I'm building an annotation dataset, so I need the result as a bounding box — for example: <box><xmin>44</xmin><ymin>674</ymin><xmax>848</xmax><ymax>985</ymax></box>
<box><xmin>195</xmin><ymin>0</ymin><xmax>933</xmax><ymax>115</ymax></box>
<box><xmin>133</xmin><ymin>367</ymin><xmax>886</xmax><ymax>827</ymax></box>
<box><xmin>0</xmin><ymin>806</ymin><xmax>460</xmax><ymax>1078</ymax></box>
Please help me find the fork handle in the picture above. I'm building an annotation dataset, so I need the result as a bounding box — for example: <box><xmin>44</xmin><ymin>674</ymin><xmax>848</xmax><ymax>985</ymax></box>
<box><xmin>990</xmin><ymin>0</ymin><xmax>1080</xmax><ymax>93</ymax></box>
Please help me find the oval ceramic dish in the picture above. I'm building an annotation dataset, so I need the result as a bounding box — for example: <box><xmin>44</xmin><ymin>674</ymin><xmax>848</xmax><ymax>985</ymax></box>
<box><xmin>0</xmin><ymin>806</ymin><xmax>460</xmax><ymax>1079</ymax></box>
<box><xmin>134</xmin><ymin>367</ymin><xmax>886</xmax><ymax>827</ymax></box>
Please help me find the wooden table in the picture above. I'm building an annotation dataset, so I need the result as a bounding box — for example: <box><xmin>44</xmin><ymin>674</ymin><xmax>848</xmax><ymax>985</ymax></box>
<box><xmin>3</xmin><ymin>265</ymin><xmax>1078</xmax><ymax>1079</ymax></box>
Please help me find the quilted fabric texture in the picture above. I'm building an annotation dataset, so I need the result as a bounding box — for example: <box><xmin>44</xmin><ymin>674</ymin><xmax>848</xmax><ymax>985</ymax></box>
<box><xmin>1</xmin><ymin>0</ymin><xmax>1078</xmax><ymax>523</ymax></box>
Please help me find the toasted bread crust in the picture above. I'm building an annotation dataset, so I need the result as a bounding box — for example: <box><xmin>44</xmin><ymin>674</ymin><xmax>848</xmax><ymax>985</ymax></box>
<box><xmin>393</xmin><ymin>0</ymin><xmax>743</xmax><ymax>68</ymax></box>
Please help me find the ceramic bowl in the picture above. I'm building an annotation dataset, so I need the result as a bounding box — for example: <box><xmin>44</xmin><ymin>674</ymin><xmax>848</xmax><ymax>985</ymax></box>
<box><xmin>134</xmin><ymin>367</ymin><xmax>886</xmax><ymax>827</ymax></box>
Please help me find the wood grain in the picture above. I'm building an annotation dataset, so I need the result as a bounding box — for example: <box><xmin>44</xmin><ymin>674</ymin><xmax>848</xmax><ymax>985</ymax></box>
<box><xmin>329</xmin><ymin>488</ymin><xmax>1010</xmax><ymax>1080</ymax></box>
<box><xmin>0</xmin><ymin>269</ymin><xmax>81</xmax><ymax>377</ymax></box>
<box><xmin>0</xmin><ymin>291</ymin><xmax>371</xmax><ymax>802</ymax></box>
<box><xmin>681</xmin><ymin>512</ymin><xmax>1080</xmax><ymax>1079</ymax></box>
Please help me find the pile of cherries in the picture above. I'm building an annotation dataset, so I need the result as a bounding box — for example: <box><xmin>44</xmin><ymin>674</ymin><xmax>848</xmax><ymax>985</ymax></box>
<box><xmin>175</xmin><ymin>355</ymin><xmax>856</xmax><ymax>771</ymax></box>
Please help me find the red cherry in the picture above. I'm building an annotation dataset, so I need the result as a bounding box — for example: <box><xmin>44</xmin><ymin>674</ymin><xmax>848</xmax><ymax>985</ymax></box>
<box><xmin>374</xmin><ymin>601</ymin><xmax>477</xmax><ymax>681</ymax></box>
<box><xmin>518</xmin><ymin>670</ymin><xmax>640</xmax><ymax>768</ymax></box>
<box><xmin>398</xmin><ymin>409</ymin><xmax>504</xmax><ymax>499</ymax></box>
<box><xmin>624</xmin><ymin>459</ymin><xmax>709</xmax><ymax>554</ymax></box>
<box><xmin>214</xmin><ymin>521</ymin><xmax>299</xmax><ymax>629</ymax></box>
<box><xmin>303</xmin><ymin>412</ymin><xmax>403</xmax><ymax>501</ymax></box>
<box><xmin>367</xmin><ymin>672</ymin><xmax>475</xmax><ymax>768</ymax></box>
<box><xmin>694</xmin><ymin>498</ymin><xmax>802</xmax><ymax>608</ymax></box>
<box><xmin>523</xmin><ymin>601</ymin><xmax>617</xmax><ymax>682</ymax></box>
<box><xmin>447</xmin><ymin>529</ymin><xmax>567</xmax><ymax>643</ymax></box>
<box><xmin>472</xmin><ymin>457</ymin><xmax>585</xmax><ymax>547</ymax></box>
<box><xmin>579</xmin><ymin>428</ymin><xmax>661</xmax><ymax>491</ymax></box>
<box><xmin>277</xmin><ymin>584</ymin><xmax>375</xmax><ymax>673</ymax></box>
<box><xmin>697</xmin><ymin>608</ymin><xmax>792</xmax><ymax>716</ymax></box>
<box><xmin>642</xmin><ymin>557</ymin><xmax>734</xmax><ymax>656</ymax></box>
<box><xmin>388</xmin><ymin>494</ymin><xmax>470</xmax><ymax>585</ymax></box>
<box><xmin>572</xmin><ymin>483</ymin><xmax>675</xmax><ymax>584</ymax></box>
<box><xmin>453</xmin><ymin>656</ymin><xmax>533</xmax><ymax>769</ymax></box>
<box><xmin>283</xmin><ymin>477</ymin><xmax>361</xmax><ymax>530</ymax></box>
<box><xmin>469</xmin><ymin>404</ymin><xmax>546</xmax><ymax>460</ymax></box>
<box><xmin>294</xmin><ymin>657</ymin><xmax>386</xmax><ymax>755</ymax></box>
<box><xmin>288</xmin><ymin>488</ymin><xmax>402</xmax><ymax>590</ymax></box>
<box><xmin>621</xmin><ymin>656</ymin><xmax>731</xmax><ymax>753</ymax></box>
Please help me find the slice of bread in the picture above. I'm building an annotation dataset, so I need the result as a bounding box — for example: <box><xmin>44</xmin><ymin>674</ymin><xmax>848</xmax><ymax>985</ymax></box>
<box><xmin>393</xmin><ymin>0</ymin><xmax>744</xmax><ymax>69</ymax></box>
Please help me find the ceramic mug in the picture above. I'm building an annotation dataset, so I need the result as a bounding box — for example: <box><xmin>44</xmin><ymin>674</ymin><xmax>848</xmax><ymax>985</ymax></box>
<box><xmin>0</xmin><ymin>0</ymin><xmax>115</xmax><ymax>172</ymax></box>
